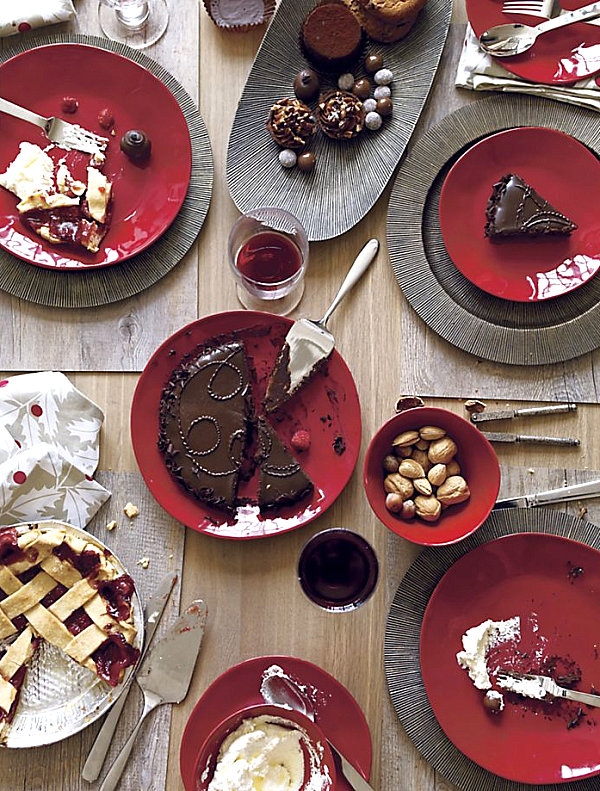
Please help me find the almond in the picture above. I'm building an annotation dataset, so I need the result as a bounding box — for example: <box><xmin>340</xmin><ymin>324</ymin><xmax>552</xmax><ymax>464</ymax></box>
<box><xmin>391</xmin><ymin>430</ymin><xmax>420</xmax><ymax>447</ymax></box>
<box><xmin>414</xmin><ymin>477</ymin><xmax>433</xmax><ymax>496</ymax></box>
<box><xmin>419</xmin><ymin>426</ymin><xmax>446</xmax><ymax>441</ymax></box>
<box><xmin>428</xmin><ymin>464</ymin><xmax>447</xmax><ymax>487</ymax></box>
<box><xmin>399</xmin><ymin>459</ymin><xmax>425</xmax><ymax>479</ymax></box>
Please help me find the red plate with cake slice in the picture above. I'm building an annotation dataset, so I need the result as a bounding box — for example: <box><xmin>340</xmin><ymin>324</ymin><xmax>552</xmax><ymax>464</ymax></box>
<box><xmin>439</xmin><ymin>127</ymin><xmax>600</xmax><ymax>301</ymax></box>
<box><xmin>179</xmin><ymin>655</ymin><xmax>372</xmax><ymax>791</ymax></box>
<box><xmin>466</xmin><ymin>0</ymin><xmax>600</xmax><ymax>84</ymax></box>
<box><xmin>131</xmin><ymin>311</ymin><xmax>361</xmax><ymax>540</ymax></box>
<box><xmin>0</xmin><ymin>43</ymin><xmax>192</xmax><ymax>269</ymax></box>
<box><xmin>420</xmin><ymin>532</ymin><xmax>600</xmax><ymax>785</ymax></box>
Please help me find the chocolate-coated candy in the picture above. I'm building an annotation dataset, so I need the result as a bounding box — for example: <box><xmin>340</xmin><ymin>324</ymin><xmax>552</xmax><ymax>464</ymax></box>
<box><xmin>364</xmin><ymin>54</ymin><xmax>384</xmax><ymax>74</ymax></box>
<box><xmin>279</xmin><ymin>149</ymin><xmax>297</xmax><ymax>168</ymax></box>
<box><xmin>363</xmin><ymin>98</ymin><xmax>377</xmax><ymax>113</ymax></box>
<box><xmin>293</xmin><ymin>68</ymin><xmax>320</xmax><ymax>102</ymax></box>
<box><xmin>377</xmin><ymin>97</ymin><xmax>393</xmax><ymax>117</ymax></box>
<box><xmin>374</xmin><ymin>68</ymin><xmax>393</xmax><ymax>85</ymax></box>
<box><xmin>337</xmin><ymin>73</ymin><xmax>355</xmax><ymax>91</ymax></box>
<box><xmin>120</xmin><ymin>129</ymin><xmax>152</xmax><ymax>162</ymax></box>
<box><xmin>297</xmin><ymin>152</ymin><xmax>316</xmax><ymax>172</ymax></box>
<box><xmin>352</xmin><ymin>78</ymin><xmax>371</xmax><ymax>100</ymax></box>
<box><xmin>374</xmin><ymin>85</ymin><xmax>391</xmax><ymax>100</ymax></box>
<box><xmin>365</xmin><ymin>111</ymin><xmax>382</xmax><ymax>131</ymax></box>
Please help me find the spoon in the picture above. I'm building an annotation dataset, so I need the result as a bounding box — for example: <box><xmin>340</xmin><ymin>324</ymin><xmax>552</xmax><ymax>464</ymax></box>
<box><xmin>479</xmin><ymin>1</ymin><xmax>600</xmax><ymax>57</ymax></box>
<box><xmin>261</xmin><ymin>673</ymin><xmax>376</xmax><ymax>791</ymax></box>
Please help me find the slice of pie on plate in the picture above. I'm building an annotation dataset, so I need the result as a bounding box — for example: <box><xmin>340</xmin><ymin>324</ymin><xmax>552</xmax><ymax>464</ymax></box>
<box><xmin>0</xmin><ymin>522</ymin><xmax>139</xmax><ymax>743</ymax></box>
<box><xmin>256</xmin><ymin>417</ymin><xmax>313</xmax><ymax>509</ymax></box>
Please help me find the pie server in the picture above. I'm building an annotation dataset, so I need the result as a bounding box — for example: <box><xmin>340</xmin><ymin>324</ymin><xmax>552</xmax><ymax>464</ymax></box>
<box><xmin>265</xmin><ymin>239</ymin><xmax>379</xmax><ymax>411</ymax></box>
<box><xmin>494</xmin><ymin>478</ymin><xmax>600</xmax><ymax>509</ymax></box>
<box><xmin>99</xmin><ymin>599</ymin><xmax>207</xmax><ymax>791</ymax></box>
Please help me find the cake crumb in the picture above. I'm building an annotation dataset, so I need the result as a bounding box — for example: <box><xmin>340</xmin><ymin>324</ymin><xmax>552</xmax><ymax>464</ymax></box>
<box><xmin>579</xmin><ymin>506</ymin><xmax>588</xmax><ymax>519</ymax></box>
<box><xmin>137</xmin><ymin>556</ymin><xmax>150</xmax><ymax>569</ymax></box>
<box><xmin>105</xmin><ymin>520</ymin><xmax>117</xmax><ymax>532</ymax></box>
<box><xmin>527</xmin><ymin>468</ymin><xmax>535</xmax><ymax>475</ymax></box>
<box><xmin>168</xmin><ymin>553</ymin><xmax>173</xmax><ymax>559</ymax></box>
<box><xmin>124</xmin><ymin>502</ymin><xmax>139</xmax><ymax>519</ymax></box>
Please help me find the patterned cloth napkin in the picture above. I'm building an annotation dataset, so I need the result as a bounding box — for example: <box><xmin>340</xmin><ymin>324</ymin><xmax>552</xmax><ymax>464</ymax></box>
<box><xmin>0</xmin><ymin>0</ymin><xmax>76</xmax><ymax>38</ymax></box>
<box><xmin>456</xmin><ymin>25</ymin><xmax>600</xmax><ymax>113</ymax></box>
<box><xmin>0</xmin><ymin>372</ymin><xmax>110</xmax><ymax>528</ymax></box>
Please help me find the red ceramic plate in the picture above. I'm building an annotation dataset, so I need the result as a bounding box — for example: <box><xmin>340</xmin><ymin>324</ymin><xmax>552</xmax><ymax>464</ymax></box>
<box><xmin>0</xmin><ymin>43</ymin><xmax>192</xmax><ymax>270</ymax></box>
<box><xmin>131</xmin><ymin>311</ymin><xmax>361</xmax><ymax>539</ymax></box>
<box><xmin>420</xmin><ymin>532</ymin><xmax>600</xmax><ymax>784</ymax></box>
<box><xmin>466</xmin><ymin>0</ymin><xmax>600</xmax><ymax>84</ymax></box>
<box><xmin>439</xmin><ymin>127</ymin><xmax>600</xmax><ymax>302</ymax></box>
<box><xmin>179</xmin><ymin>655</ymin><xmax>372</xmax><ymax>791</ymax></box>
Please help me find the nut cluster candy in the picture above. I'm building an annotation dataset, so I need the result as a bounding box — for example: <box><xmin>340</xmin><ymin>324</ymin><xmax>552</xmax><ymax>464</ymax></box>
<box><xmin>383</xmin><ymin>425</ymin><xmax>471</xmax><ymax>524</ymax></box>
<box><xmin>317</xmin><ymin>90</ymin><xmax>365</xmax><ymax>140</ymax></box>
<box><xmin>266</xmin><ymin>98</ymin><xmax>316</xmax><ymax>150</ymax></box>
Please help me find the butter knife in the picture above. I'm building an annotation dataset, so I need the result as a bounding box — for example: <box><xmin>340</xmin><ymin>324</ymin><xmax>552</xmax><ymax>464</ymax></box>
<box><xmin>82</xmin><ymin>571</ymin><xmax>178</xmax><ymax>782</ymax></box>
<box><xmin>494</xmin><ymin>479</ymin><xmax>600</xmax><ymax>509</ymax></box>
<box><xmin>99</xmin><ymin>599</ymin><xmax>207</xmax><ymax>791</ymax></box>
<box><xmin>264</xmin><ymin>238</ymin><xmax>379</xmax><ymax>413</ymax></box>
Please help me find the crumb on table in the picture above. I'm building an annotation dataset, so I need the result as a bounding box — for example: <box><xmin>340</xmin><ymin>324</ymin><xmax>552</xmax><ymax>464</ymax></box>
<box><xmin>105</xmin><ymin>520</ymin><xmax>117</xmax><ymax>531</ymax></box>
<box><xmin>123</xmin><ymin>502</ymin><xmax>140</xmax><ymax>519</ymax></box>
<box><xmin>136</xmin><ymin>557</ymin><xmax>150</xmax><ymax>569</ymax></box>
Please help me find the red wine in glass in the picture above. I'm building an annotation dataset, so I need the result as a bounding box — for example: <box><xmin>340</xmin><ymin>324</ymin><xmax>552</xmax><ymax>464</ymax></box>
<box><xmin>235</xmin><ymin>231</ymin><xmax>302</xmax><ymax>291</ymax></box>
<box><xmin>298</xmin><ymin>529</ymin><xmax>379</xmax><ymax>612</ymax></box>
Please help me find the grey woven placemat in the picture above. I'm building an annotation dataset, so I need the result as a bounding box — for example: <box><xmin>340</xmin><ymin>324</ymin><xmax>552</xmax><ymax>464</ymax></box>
<box><xmin>0</xmin><ymin>34</ymin><xmax>213</xmax><ymax>308</ymax></box>
<box><xmin>385</xmin><ymin>506</ymin><xmax>600</xmax><ymax>791</ymax></box>
<box><xmin>387</xmin><ymin>94</ymin><xmax>600</xmax><ymax>366</ymax></box>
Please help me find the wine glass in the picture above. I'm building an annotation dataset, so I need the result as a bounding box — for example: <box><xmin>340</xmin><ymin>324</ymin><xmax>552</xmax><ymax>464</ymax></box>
<box><xmin>98</xmin><ymin>0</ymin><xmax>169</xmax><ymax>49</ymax></box>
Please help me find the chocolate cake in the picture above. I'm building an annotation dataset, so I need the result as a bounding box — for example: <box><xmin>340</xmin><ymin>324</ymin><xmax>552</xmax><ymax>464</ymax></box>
<box><xmin>264</xmin><ymin>333</ymin><xmax>331</xmax><ymax>414</ymax></box>
<box><xmin>257</xmin><ymin>418</ymin><xmax>314</xmax><ymax>509</ymax></box>
<box><xmin>485</xmin><ymin>173</ymin><xmax>577</xmax><ymax>238</ymax></box>
<box><xmin>300</xmin><ymin>2</ymin><xmax>364</xmax><ymax>72</ymax></box>
<box><xmin>158</xmin><ymin>340</ymin><xmax>254</xmax><ymax>512</ymax></box>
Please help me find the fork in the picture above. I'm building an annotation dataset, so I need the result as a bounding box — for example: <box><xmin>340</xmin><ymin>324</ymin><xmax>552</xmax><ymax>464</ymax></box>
<box><xmin>502</xmin><ymin>0</ymin><xmax>555</xmax><ymax>18</ymax></box>
<box><xmin>497</xmin><ymin>671</ymin><xmax>600</xmax><ymax>707</ymax></box>
<box><xmin>0</xmin><ymin>97</ymin><xmax>108</xmax><ymax>157</ymax></box>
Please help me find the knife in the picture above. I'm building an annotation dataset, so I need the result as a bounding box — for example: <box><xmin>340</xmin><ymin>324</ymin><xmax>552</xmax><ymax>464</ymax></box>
<box><xmin>481</xmin><ymin>432</ymin><xmax>579</xmax><ymax>446</ymax></box>
<box><xmin>471</xmin><ymin>403</ymin><xmax>577</xmax><ymax>423</ymax></box>
<box><xmin>494</xmin><ymin>478</ymin><xmax>600</xmax><ymax>509</ymax></box>
<box><xmin>264</xmin><ymin>239</ymin><xmax>379</xmax><ymax>413</ymax></box>
<box><xmin>82</xmin><ymin>571</ymin><xmax>178</xmax><ymax>782</ymax></box>
<box><xmin>99</xmin><ymin>599</ymin><xmax>207</xmax><ymax>791</ymax></box>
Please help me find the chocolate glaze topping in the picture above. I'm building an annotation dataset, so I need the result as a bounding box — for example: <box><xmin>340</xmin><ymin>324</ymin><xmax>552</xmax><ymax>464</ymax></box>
<box><xmin>257</xmin><ymin>417</ymin><xmax>313</xmax><ymax>509</ymax></box>
<box><xmin>158</xmin><ymin>341</ymin><xmax>254</xmax><ymax>512</ymax></box>
<box><xmin>485</xmin><ymin>173</ymin><xmax>577</xmax><ymax>238</ymax></box>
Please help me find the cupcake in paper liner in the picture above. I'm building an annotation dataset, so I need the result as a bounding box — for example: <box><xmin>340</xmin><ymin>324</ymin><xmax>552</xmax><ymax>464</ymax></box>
<box><xmin>202</xmin><ymin>0</ymin><xmax>276</xmax><ymax>31</ymax></box>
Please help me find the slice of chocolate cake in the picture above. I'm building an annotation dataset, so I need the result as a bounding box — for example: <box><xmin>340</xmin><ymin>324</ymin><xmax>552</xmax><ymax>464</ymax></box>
<box><xmin>158</xmin><ymin>340</ymin><xmax>254</xmax><ymax>513</ymax></box>
<box><xmin>485</xmin><ymin>173</ymin><xmax>577</xmax><ymax>238</ymax></box>
<box><xmin>257</xmin><ymin>418</ymin><xmax>313</xmax><ymax>510</ymax></box>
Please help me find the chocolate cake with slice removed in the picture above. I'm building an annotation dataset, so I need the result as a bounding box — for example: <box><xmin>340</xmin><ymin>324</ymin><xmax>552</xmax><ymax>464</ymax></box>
<box><xmin>485</xmin><ymin>173</ymin><xmax>577</xmax><ymax>238</ymax></box>
<box><xmin>257</xmin><ymin>418</ymin><xmax>313</xmax><ymax>510</ymax></box>
<box><xmin>158</xmin><ymin>340</ymin><xmax>254</xmax><ymax>513</ymax></box>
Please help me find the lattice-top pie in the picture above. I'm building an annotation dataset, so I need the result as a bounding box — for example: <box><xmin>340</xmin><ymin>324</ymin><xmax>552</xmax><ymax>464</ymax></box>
<box><xmin>0</xmin><ymin>523</ymin><xmax>139</xmax><ymax>742</ymax></box>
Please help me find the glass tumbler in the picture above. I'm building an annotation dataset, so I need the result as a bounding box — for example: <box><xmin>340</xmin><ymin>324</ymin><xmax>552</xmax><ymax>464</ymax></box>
<box><xmin>98</xmin><ymin>0</ymin><xmax>169</xmax><ymax>49</ymax></box>
<box><xmin>228</xmin><ymin>208</ymin><xmax>309</xmax><ymax>316</ymax></box>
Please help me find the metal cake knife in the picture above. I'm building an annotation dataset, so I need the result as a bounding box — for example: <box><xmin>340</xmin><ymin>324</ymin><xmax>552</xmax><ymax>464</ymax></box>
<box><xmin>494</xmin><ymin>479</ymin><xmax>600</xmax><ymax>509</ymax></box>
<box><xmin>264</xmin><ymin>238</ymin><xmax>379</xmax><ymax>413</ymax></box>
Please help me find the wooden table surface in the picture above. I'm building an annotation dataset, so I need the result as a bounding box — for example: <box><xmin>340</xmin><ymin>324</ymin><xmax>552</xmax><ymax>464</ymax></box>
<box><xmin>2</xmin><ymin>1</ymin><xmax>600</xmax><ymax>789</ymax></box>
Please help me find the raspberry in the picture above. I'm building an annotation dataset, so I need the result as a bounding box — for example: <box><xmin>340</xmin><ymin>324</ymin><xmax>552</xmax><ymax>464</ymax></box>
<box><xmin>291</xmin><ymin>429</ymin><xmax>311</xmax><ymax>452</ymax></box>
<box><xmin>61</xmin><ymin>96</ymin><xmax>78</xmax><ymax>114</ymax></box>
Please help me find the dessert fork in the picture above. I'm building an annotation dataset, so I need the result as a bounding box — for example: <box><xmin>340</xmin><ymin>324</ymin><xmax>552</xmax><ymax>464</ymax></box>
<box><xmin>497</xmin><ymin>671</ymin><xmax>600</xmax><ymax>706</ymax></box>
<box><xmin>502</xmin><ymin>0</ymin><xmax>555</xmax><ymax>19</ymax></box>
<box><xmin>0</xmin><ymin>97</ymin><xmax>108</xmax><ymax>156</ymax></box>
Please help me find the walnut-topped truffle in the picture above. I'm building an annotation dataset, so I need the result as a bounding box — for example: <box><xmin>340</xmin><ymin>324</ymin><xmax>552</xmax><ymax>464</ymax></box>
<box><xmin>316</xmin><ymin>90</ymin><xmax>365</xmax><ymax>140</ymax></box>
<box><xmin>266</xmin><ymin>98</ymin><xmax>316</xmax><ymax>150</ymax></box>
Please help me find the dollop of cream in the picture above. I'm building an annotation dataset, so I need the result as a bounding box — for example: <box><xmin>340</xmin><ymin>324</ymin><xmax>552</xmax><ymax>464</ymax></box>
<box><xmin>207</xmin><ymin>716</ymin><xmax>304</xmax><ymax>791</ymax></box>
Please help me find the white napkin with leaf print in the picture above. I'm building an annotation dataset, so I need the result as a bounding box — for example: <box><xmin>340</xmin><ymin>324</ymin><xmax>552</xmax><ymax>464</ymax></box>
<box><xmin>0</xmin><ymin>372</ymin><xmax>110</xmax><ymax>529</ymax></box>
<box><xmin>0</xmin><ymin>0</ymin><xmax>76</xmax><ymax>38</ymax></box>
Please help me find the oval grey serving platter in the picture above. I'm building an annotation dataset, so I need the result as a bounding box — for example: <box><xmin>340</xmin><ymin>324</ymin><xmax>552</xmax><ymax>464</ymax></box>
<box><xmin>227</xmin><ymin>0</ymin><xmax>452</xmax><ymax>241</ymax></box>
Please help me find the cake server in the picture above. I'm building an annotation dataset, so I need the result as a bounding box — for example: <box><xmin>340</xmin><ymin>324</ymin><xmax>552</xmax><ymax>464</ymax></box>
<box><xmin>496</xmin><ymin>671</ymin><xmax>600</xmax><ymax>706</ymax></box>
<box><xmin>265</xmin><ymin>238</ymin><xmax>378</xmax><ymax>411</ymax></box>
<box><xmin>99</xmin><ymin>599</ymin><xmax>207</xmax><ymax>791</ymax></box>
<box><xmin>262</xmin><ymin>673</ymin><xmax>375</xmax><ymax>791</ymax></box>
<box><xmin>494</xmin><ymin>478</ymin><xmax>600</xmax><ymax>509</ymax></box>
<box><xmin>82</xmin><ymin>571</ymin><xmax>178</xmax><ymax>782</ymax></box>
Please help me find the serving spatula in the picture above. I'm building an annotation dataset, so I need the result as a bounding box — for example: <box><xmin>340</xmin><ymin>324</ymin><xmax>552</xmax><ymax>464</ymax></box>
<box><xmin>264</xmin><ymin>238</ymin><xmax>379</xmax><ymax>413</ymax></box>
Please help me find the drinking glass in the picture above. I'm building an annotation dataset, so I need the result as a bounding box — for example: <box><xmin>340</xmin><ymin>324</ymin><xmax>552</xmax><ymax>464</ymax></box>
<box><xmin>297</xmin><ymin>529</ymin><xmax>379</xmax><ymax>613</ymax></box>
<box><xmin>228</xmin><ymin>208</ymin><xmax>309</xmax><ymax>316</ymax></box>
<box><xmin>98</xmin><ymin>0</ymin><xmax>169</xmax><ymax>49</ymax></box>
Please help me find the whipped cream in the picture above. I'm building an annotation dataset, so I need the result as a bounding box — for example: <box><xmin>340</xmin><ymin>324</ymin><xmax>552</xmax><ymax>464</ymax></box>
<box><xmin>497</xmin><ymin>674</ymin><xmax>546</xmax><ymax>700</ymax></box>
<box><xmin>456</xmin><ymin>616</ymin><xmax>520</xmax><ymax>690</ymax></box>
<box><xmin>0</xmin><ymin>142</ymin><xmax>54</xmax><ymax>201</ymax></box>
<box><xmin>207</xmin><ymin>716</ymin><xmax>304</xmax><ymax>791</ymax></box>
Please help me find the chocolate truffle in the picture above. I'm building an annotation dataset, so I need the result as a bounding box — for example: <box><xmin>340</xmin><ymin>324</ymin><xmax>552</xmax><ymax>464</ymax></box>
<box><xmin>376</xmin><ymin>97</ymin><xmax>393</xmax><ymax>117</ymax></box>
<box><xmin>267</xmin><ymin>98</ymin><xmax>316</xmax><ymax>150</ymax></box>
<box><xmin>298</xmin><ymin>152</ymin><xmax>316</xmax><ymax>172</ymax></box>
<box><xmin>293</xmin><ymin>68</ymin><xmax>320</xmax><ymax>103</ymax></box>
<box><xmin>317</xmin><ymin>90</ymin><xmax>365</xmax><ymax>140</ymax></box>
<box><xmin>365</xmin><ymin>53</ymin><xmax>384</xmax><ymax>73</ymax></box>
<box><xmin>365</xmin><ymin>111</ymin><xmax>382</xmax><ymax>130</ymax></box>
<box><xmin>485</xmin><ymin>173</ymin><xmax>577</xmax><ymax>238</ymax></box>
<box><xmin>338</xmin><ymin>72</ymin><xmax>355</xmax><ymax>91</ymax></box>
<box><xmin>120</xmin><ymin>129</ymin><xmax>151</xmax><ymax>162</ymax></box>
<box><xmin>279</xmin><ymin>149</ymin><xmax>297</xmax><ymax>168</ymax></box>
<box><xmin>352</xmin><ymin>78</ymin><xmax>372</xmax><ymax>100</ymax></box>
<box><xmin>300</xmin><ymin>2</ymin><xmax>364</xmax><ymax>72</ymax></box>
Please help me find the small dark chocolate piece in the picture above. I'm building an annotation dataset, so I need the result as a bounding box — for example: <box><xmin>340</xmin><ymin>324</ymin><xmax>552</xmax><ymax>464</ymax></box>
<box><xmin>485</xmin><ymin>173</ymin><xmax>577</xmax><ymax>238</ymax></box>
<box><xmin>365</xmin><ymin>53</ymin><xmax>384</xmax><ymax>74</ymax></box>
<box><xmin>120</xmin><ymin>129</ymin><xmax>152</xmax><ymax>162</ymax></box>
<box><xmin>352</xmin><ymin>78</ymin><xmax>372</xmax><ymax>100</ymax></box>
<box><xmin>376</xmin><ymin>97</ymin><xmax>393</xmax><ymax>117</ymax></box>
<box><xmin>293</xmin><ymin>68</ymin><xmax>321</xmax><ymax>103</ymax></box>
<box><xmin>297</xmin><ymin>152</ymin><xmax>316</xmax><ymax>173</ymax></box>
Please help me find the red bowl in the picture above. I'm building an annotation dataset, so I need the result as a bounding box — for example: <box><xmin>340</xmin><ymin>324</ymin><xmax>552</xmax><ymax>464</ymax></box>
<box><xmin>193</xmin><ymin>703</ymin><xmax>336</xmax><ymax>791</ymax></box>
<box><xmin>363</xmin><ymin>407</ymin><xmax>500</xmax><ymax>546</ymax></box>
